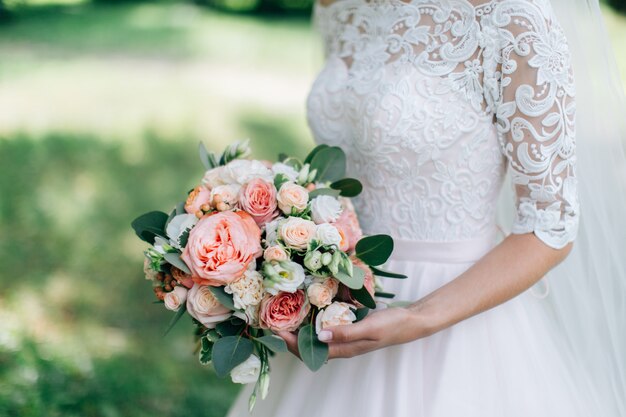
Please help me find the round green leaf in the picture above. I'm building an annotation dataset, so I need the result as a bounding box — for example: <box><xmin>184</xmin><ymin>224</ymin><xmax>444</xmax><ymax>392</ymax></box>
<box><xmin>330</xmin><ymin>178</ymin><xmax>363</xmax><ymax>197</ymax></box>
<box><xmin>254</xmin><ymin>335</ymin><xmax>288</xmax><ymax>353</ymax></box>
<box><xmin>310</xmin><ymin>147</ymin><xmax>346</xmax><ymax>183</ymax></box>
<box><xmin>212</xmin><ymin>335</ymin><xmax>254</xmax><ymax>378</ymax></box>
<box><xmin>355</xmin><ymin>234</ymin><xmax>394</xmax><ymax>266</ymax></box>
<box><xmin>297</xmin><ymin>324</ymin><xmax>329</xmax><ymax>372</ymax></box>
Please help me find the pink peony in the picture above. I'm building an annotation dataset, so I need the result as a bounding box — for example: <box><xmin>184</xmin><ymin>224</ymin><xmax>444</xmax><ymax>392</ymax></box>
<box><xmin>259</xmin><ymin>290</ymin><xmax>310</xmax><ymax>332</ymax></box>
<box><xmin>185</xmin><ymin>185</ymin><xmax>212</xmax><ymax>215</ymax></box>
<box><xmin>181</xmin><ymin>211</ymin><xmax>262</xmax><ymax>286</ymax></box>
<box><xmin>238</xmin><ymin>178</ymin><xmax>279</xmax><ymax>227</ymax></box>
<box><xmin>333</xmin><ymin>197</ymin><xmax>363</xmax><ymax>252</ymax></box>
<box><xmin>337</xmin><ymin>256</ymin><xmax>375</xmax><ymax>308</ymax></box>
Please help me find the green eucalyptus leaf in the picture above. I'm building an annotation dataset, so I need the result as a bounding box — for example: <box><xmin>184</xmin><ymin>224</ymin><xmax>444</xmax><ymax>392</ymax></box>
<box><xmin>163</xmin><ymin>305</ymin><xmax>187</xmax><ymax>337</ymax></box>
<box><xmin>310</xmin><ymin>147</ymin><xmax>346</xmax><ymax>183</ymax></box>
<box><xmin>208</xmin><ymin>286</ymin><xmax>237</xmax><ymax>311</ymax></box>
<box><xmin>212</xmin><ymin>335</ymin><xmax>254</xmax><ymax>378</ymax></box>
<box><xmin>216</xmin><ymin>318</ymin><xmax>245</xmax><ymax>337</ymax></box>
<box><xmin>131</xmin><ymin>211</ymin><xmax>169</xmax><ymax>244</ymax></box>
<box><xmin>274</xmin><ymin>173</ymin><xmax>289</xmax><ymax>190</ymax></box>
<box><xmin>277</xmin><ymin>152</ymin><xmax>289</xmax><ymax>162</ymax></box>
<box><xmin>330</xmin><ymin>178</ymin><xmax>363</xmax><ymax>197</ymax></box>
<box><xmin>369</xmin><ymin>265</ymin><xmax>407</xmax><ymax>279</ymax></box>
<box><xmin>304</xmin><ymin>144</ymin><xmax>329</xmax><ymax>165</ymax></box>
<box><xmin>351</xmin><ymin>286</ymin><xmax>377</xmax><ymax>309</ymax></box>
<box><xmin>308</xmin><ymin>188</ymin><xmax>342</xmax><ymax>199</ymax></box>
<box><xmin>334</xmin><ymin>262</ymin><xmax>365</xmax><ymax>290</ymax></box>
<box><xmin>297</xmin><ymin>324</ymin><xmax>329</xmax><ymax>372</ymax></box>
<box><xmin>355</xmin><ymin>235</ymin><xmax>394</xmax><ymax>266</ymax></box>
<box><xmin>199</xmin><ymin>142</ymin><xmax>217</xmax><ymax>170</ymax></box>
<box><xmin>374</xmin><ymin>291</ymin><xmax>396</xmax><ymax>299</ymax></box>
<box><xmin>163</xmin><ymin>252</ymin><xmax>191</xmax><ymax>275</ymax></box>
<box><xmin>254</xmin><ymin>335</ymin><xmax>288</xmax><ymax>353</ymax></box>
<box><xmin>354</xmin><ymin>308</ymin><xmax>370</xmax><ymax>322</ymax></box>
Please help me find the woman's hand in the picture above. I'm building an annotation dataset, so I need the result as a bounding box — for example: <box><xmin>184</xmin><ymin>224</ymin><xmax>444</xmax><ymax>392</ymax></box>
<box><xmin>277</xmin><ymin>306</ymin><xmax>430</xmax><ymax>360</ymax></box>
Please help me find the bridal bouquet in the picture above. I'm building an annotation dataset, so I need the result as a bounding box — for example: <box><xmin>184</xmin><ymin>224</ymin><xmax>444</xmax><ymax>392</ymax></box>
<box><xmin>132</xmin><ymin>140</ymin><xmax>406</xmax><ymax>410</ymax></box>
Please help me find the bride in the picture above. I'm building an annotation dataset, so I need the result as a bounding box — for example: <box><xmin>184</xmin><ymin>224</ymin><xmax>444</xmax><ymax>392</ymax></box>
<box><xmin>227</xmin><ymin>0</ymin><xmax>626</xmax><ymax>415</ymax></box>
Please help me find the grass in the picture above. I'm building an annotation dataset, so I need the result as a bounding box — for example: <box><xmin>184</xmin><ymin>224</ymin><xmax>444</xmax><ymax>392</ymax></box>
<box><xmin>0</xmin><ymin>2</ymin><xmax>625</xmax><ymax>416</ymax></box>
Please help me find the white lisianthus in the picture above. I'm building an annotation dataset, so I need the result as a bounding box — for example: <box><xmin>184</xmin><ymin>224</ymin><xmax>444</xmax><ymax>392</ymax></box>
<box><xmin>220</xmin><ymin>159</ymin><xmax>273</xmax><ymax>185</ymax></box>
<box><xmin>315</xmin><ymin>302</ymin><xmax>357</xmax><ymax>335</ymax></box>
<box><xmin>264</xmin><ymin>217</ymin><xmax>284</xmax><ymax>247</ymax></box>
<box><xmin>225</xmin><ymin>269</ymin><xmax>265</xmax><ymax>310</ymax></box>
<box><xmin>164</xmin><ymin>286</ymin><xmax>188</xmax><ymax>311</ymax></box>
<box><xmin>233</xmin><ymin>304</ymin><xmax>261</xmax><ymax>327</ymax></box>
<box><xmin>262</xmin><ymin>260</ymin><xmax>306</xmax><ymax>295</ymax></box>
<box><xmin>271</xmin><ymin>162</ymin><xmax>300</xmax><ymax>182</ymax></box>
<box><xmin>210</xmin><ymin>184</ymin><xmax>241</xmax><ymax>211</ymax></box>
<box><xmin>230</xmin><ymin>354</ymin><xmax>261</xmax><ymax>384</ymax></box>
<box><xmin>202</xmin><ymin>166</ymin><xmax>227</xmax><ymax>189</ymax></box>
<box><xmin>276</xmin><ymin>182</ymin><xmax>309</xmax><ymax>215</ymax></box>
<box><xmin>310</xmin><ymin>195</ymin><xmax>343</xmax><ymax>224</ymax></box>
<box><xmin>166</xmin><ymin>213</ymin><xmax>199</xmax><ymax>249</ymax></box>
<box><xmin>315</xmin><ymin>223</ymin><xmax>342</xmax><ymax>247</ymax></box>
<box><xmin>279</xmin><ymin>217</ymin><xmax>317</xmax><ymax>250</ymax></box>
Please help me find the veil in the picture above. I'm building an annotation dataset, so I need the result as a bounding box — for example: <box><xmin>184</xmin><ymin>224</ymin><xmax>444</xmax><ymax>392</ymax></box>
<box><xmin>497</xmin><ymin>0</ymin><xmax>626</xmax><ymax>413</ymax></box>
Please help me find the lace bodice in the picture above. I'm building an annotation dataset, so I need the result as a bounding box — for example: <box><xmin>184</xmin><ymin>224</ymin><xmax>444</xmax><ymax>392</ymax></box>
<box><xmin>305</xmin><ymin>0</ymin><xmax>578</xmax><ymax>249</ymax></box>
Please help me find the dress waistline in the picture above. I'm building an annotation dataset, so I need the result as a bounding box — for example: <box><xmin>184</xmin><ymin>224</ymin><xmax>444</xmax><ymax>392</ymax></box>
<box><xmin>389</xmin><ymin>228</ymin><xmax>500</xmax><ymax>264</ymax></box>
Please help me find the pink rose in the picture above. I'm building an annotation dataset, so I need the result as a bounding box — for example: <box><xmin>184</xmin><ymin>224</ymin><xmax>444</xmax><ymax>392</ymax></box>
<box><xmin>333</xmin><ymin>197</ymin><xmax>363</xmax><ymax>252</ymax></box>
<box><xmin>186</xmin><ymin>283</ymin><xmax>232</xmax><ymax>328</ymax></box>
<box><xmin>259</xmin><ymin>290</ymin><xmax>310</xmax><ymax>332</ymax></box>
<box><xmin>238</xmin><ymin>178</ymin><xmax>279</xmax><ymax>227</ymax></box>
<box><xmin>181</xmin><ymin>211</ymin><xmax>262</xmax><ymax>286</ymax></box>
<box><xmin>307</xmin><ymin>277</ymin><xmax>339</xmax><ymax>308</ymax></box>
<box><xmin>337</xmin><ymin>256</ymin><xmax>375</xmax><ymax>308</ymax></box>
<box><xmin>185</xmin><ymin>185</ymin><xmax>212</xmax><ymax>215</ymax></box>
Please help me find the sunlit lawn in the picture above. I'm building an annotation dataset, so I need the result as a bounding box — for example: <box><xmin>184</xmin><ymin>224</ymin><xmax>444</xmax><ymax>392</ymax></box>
<box><xmin>0</xmin><ymin>2</ymin><xmax>625</xmax><ymax>416</ymax></box>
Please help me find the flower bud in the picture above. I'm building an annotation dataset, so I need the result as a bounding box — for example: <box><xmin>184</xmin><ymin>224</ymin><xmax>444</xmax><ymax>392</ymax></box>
<box><xmin>297</xmin><ymin>164</ymin><xmax>310</xmax><ymax>184</ymax></box>
<box><xmin>307</xmin><ymin>168</ymin><xmax>318</xmax><ymax>184</ymax></box>
<box><xmin>304</xmin><ymin>250</ymin><xmax>323</xmax><ymax>271</ymax></box>
<box><xmin>259</xmin><ymin>372</ymin><xmax>270</xmax><ymax>399</ymax></box>
<box><xmin>328</xmin><ymin>250</ymin><xmax>343</xmax><ymax>275</ymax></box>
<box><xmin>321</xmin><ymin>252</ymin><xmax>333</xmax><ymax>266</ymax></box>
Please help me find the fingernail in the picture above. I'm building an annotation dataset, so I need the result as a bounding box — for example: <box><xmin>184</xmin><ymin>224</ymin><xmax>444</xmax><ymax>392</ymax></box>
<box><xmin>318</xmin><ymin>330</ymin><xmax>332</xmax><ymax>342</ymax></box>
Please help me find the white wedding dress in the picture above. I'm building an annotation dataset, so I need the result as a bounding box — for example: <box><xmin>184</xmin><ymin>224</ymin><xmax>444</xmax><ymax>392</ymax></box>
<box><xmin>226</xmin><ymin>0</ymin><xmax>614</xmax><ymax>415</ymax></box>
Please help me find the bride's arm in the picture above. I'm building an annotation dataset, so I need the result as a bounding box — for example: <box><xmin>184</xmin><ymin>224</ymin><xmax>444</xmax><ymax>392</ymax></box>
<box><xmin>280</xmin><ymin>233</ymin><xmax>572</xmax><ymax>359</ymax></box>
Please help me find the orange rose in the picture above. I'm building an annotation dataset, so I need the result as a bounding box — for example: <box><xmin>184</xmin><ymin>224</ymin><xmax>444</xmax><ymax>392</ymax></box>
<box><xmin>181</xmin><ymin>211</ymin><xmax>262</xmax><ymax>286</ymax></box>
<box><xmin>333</xmin><ymin>197</ymin><xmax>363</xmax><ymax>252</ymax></box>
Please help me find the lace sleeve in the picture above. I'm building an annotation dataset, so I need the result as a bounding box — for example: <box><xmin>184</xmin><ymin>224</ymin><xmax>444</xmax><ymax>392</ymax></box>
<box><xmin>492</xmin><ymin>0</ymin><xmax>579</xmax><ymax>249</ymax></box>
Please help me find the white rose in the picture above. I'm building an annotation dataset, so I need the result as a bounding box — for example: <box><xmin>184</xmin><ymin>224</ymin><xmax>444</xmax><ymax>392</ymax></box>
<box><xmin>315</xmin><ymin>302</ymin><xmax>356</xmax><ymax>335</ymax></box>
<box><xmin>164</xmin><ymin>286</ymin><xmax>188</xmax><ymax>311</ymax></box>
<box><xmin>221</xmin><ymin>159</ymin><xmax>273</xmax><ymax>185</ymax></box>
<box><xmin>186</xmin><ymin>284</ymin><xmax>232</xmax><ymax>328</ymax></box>
<box><xmin>310</xmin><ymin>195</ymin><xmax>343</xmax><ymax>224</ymax></box>
<box><xmin>225</xmin><ymin>269</ymin><xmax>265</xmax><ymax>310</ymax></box>
<box><xmin>166</xmin><ymin>213</ymin><xmax>198</xmax><ymax>249</ymax></box>
<box><xmin>279</xmin><ymin>217</ymin><xmax>317</xmax><ymax>250</ymax></box>
<box><xmin>230</xmin><ymin>354</ymin><xmax>261</xmax><ymax>384</ymax></box>
<box><xmin>210</xmin><ymin>184</ymin><xmax>241</xmax><ymax>211</ymax></box>
<box><xmin>315</xmin><ymin>223</ymin><xmax>342</xmax><ymax>247</ymax></box>
<box><xmin>202</xmin><ymin>166</ymin><xmax>227</xmax><ymax>189</ymax></box>
<box><xmin>276</xmin><ymin>182</ymin><xmax>309</xmax><ymax>215</ymax></box>
<box><xmin>262</xmin><ymin>260</ymin><xmax>306</xmax><ymax>295</ymax></box>
<box><xmin>307</xmin><ymin>277</ymin><xmax>339</xmax><ymax>308</ymax></box>
<box><xmin>271</xmin><ymin>162</ymin><xmax>300</xmax><ymax>182</ymax></box>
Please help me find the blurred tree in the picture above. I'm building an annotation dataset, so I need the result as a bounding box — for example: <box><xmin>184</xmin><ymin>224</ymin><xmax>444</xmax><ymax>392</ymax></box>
<box><xmin>197</xmin><ymin>0</ymin><xmax>313</xmax><ymax>15</ymax></box>
<box><xmin>608</xmin><ymin>0</ymin><xmax>626</xmax><ymax>12</ymax></box>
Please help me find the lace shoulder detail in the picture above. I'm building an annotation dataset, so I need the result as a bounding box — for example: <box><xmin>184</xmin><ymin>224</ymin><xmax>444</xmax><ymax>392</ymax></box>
<box><xmin>490</xmin><ymin>0</ymin><xmax>579</xmax><ymax>249</ymax></box>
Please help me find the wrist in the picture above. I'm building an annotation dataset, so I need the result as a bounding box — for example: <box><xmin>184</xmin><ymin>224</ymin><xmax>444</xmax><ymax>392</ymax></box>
<box><xmin>404</xmin><ymin>298</ymin><xmax>445</xmax><ymax>340</ymax></box>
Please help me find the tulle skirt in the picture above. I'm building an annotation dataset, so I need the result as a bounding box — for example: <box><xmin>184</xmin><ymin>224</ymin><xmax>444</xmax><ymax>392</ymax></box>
<box><xmin>226</xmin><ymin>229</ymin><xmax>601</xmax><ymax>417</ymax></box>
